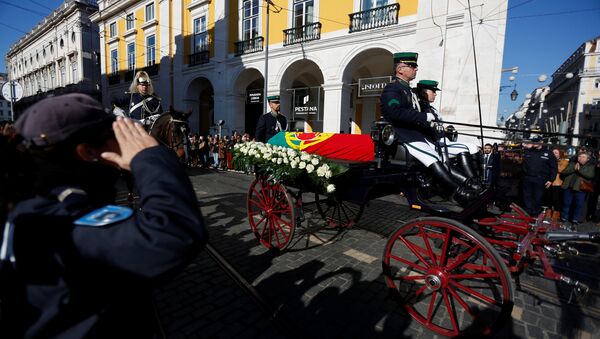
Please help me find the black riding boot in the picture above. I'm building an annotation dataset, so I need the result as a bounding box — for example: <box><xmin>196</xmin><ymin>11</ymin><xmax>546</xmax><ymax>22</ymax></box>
<box><xmin>457</xmin><ymin>152</ymin><xmax>483</xmax><ymax>187</ymax></box>
<box><xmin>448</xmin><ymin>165</ymin><xmax>482</xmax><ymax>191</ymax></box>
<box><xmin>429</xmin><ymin>161</ymin><xmax>480</xmax><ymax>206</ymax></box>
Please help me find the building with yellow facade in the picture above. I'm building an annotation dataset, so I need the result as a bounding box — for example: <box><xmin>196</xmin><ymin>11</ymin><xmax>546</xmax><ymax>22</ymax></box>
<box><xmin>92</xmin><ymin>0</ymin><xmax>507</xmax><ymax>140</ymax></box>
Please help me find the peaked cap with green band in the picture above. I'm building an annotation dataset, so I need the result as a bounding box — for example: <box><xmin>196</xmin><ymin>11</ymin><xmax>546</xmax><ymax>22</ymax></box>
<box><xmin>393</xmin><ymin>52</ymin><xmax>418</xmax><ymax>65</ymax></box>
<box><xmin>417</xmin><ymin>80</ymin><xmax>441</xmax><ymax>91</ymax></box>
<box><xmin>267</xmin><ymin>95</ymin><xmax>280</xmax><ymax>102</ymax></box>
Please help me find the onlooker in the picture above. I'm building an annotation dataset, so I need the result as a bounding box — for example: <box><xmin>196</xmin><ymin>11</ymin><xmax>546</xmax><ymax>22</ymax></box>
<box><xmin>586</xmin><ymin>149</ymin><xmax>600</xmax><ymax>221</ymax></box>
<box><xmin>545</xmin><ymin>147</ymin><xmax>569</xmax><ymax>220</ymax></box>
<box><xmin>482</xmin><ymin>143</ymin><xmax>501</xmax><ymax>189</ymax></box>
<box><xmin>561</xmin><ymin>151</ymin><xmax>596</xmax><ymax>225</ymax></box>
<box><xmin>0</xmin><ymin>93</ymin><xmax>207</xmax><ymax>338</ymax></box>
<box><xmin>198</xmin><ymin>135</ymin><xmax>208</xmax><ymax>167</ymax></box>
<box><xmin>521</xmin><ymin>135</ymin><xmax>557</xmax><ymax>217</ymax></box>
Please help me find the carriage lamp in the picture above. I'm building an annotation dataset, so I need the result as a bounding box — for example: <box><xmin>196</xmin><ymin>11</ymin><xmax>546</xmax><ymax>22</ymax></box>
<box><xmin>371</xmin><ymin>119</ymin><xmax>396</xmax><ymax>168</ymax></box>
<box><xmin>445</xmin><ymin>125</ymin><xmax>458</xmax><ymax>142</ymax></box>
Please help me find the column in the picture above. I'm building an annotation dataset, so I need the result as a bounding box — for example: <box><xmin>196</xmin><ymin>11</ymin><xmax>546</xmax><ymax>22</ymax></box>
<box><xmin>322</xmin><ymin>82</ymin><xmax>352</xmax><ymax>133</ymax></box>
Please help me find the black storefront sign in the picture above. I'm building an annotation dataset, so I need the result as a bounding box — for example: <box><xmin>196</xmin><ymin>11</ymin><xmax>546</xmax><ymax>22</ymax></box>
<box><xmin>292</xmin><ymin>87</ymin><xmax>321</xmax><ymax>120</ymax></box>
<box><xmin>246</xmin><ymin>89</ymin><xmax>263</xmax><ymax>104</ymax></box>
<box><xmin>358</xmin><ymin>76</ymin><xmax>391</xmax><ymax>97</ymax></box>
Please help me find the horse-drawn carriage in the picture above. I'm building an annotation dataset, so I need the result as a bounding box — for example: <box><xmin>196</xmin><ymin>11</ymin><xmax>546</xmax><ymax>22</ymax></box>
<box><xmin>238</xmin><ymin>120</ymin><xmax>600</xmax><ymax>337</ymax></box>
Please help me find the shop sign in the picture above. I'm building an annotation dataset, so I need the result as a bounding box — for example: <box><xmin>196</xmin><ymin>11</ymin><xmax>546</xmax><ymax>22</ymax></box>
<box><xmin>358</xmin><ymin>76</ymin><xmax>391</xmax><ymax>97</ymax></box>
<box><xmin>246</xmin><ymin>89</ymin><xmax>263</xmax><ymax>104</ymax></box>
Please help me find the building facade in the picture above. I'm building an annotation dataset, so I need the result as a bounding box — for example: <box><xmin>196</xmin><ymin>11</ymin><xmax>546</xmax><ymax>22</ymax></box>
<box><xmin>92</xmin><ymin>0</ymin><xmax>508</xmax><ymax>140</ymax></box>
<box><xmin>5</xmin><ymin>0</ymin><xmax>101</xmax><ymax>113</ymax></box>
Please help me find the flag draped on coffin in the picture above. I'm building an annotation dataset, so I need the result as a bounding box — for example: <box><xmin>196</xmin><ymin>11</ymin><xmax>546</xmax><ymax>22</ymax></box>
<box><xmin>268</xmin><ymin>132</ymin><xmax>374</xmax><ymax>162</ymax></box>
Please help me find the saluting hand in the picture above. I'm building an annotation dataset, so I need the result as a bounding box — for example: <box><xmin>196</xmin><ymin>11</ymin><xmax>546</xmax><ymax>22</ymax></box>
<box><xmin>101</xmin><ymin>117</ymin><xmax>158</xmax><ymax>171</ymax></box>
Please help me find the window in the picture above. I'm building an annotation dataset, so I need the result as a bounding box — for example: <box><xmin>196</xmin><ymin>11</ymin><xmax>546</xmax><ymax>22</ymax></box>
<box><xmin>126</xmin><ymin>13</ymin><xmax>135</xmax><ymax>30</ymax></box>
<box><xmin>193</xmin><ymin>17</ymin><xmax>208</xmax><ymax>52</ymax></box>
<box><xmin>71</xmin><ymin>61</ymin><xmax>78</xmax><ymax>82</ymax></box>
<box><xmin>71</xmin><ymin>32</ymin><xmax>76</xmax><ymax>43</ymax></box>
<box><xmin>110</xmin><ymin>49</ymin><xmax>118</xmax><ymax>74</ymax></box>
<box><xmin>60</xmin><ymin>64</ymin><xmax>66</xmax><ymax>86</ymax></box>
<box><xmin>595</xmin><ymin>79</ymin><xmax>600</xmax><ymax>89</ymax></box>
<box><xmin>50</xmin><ymin>66</ymin><xmax>55</xmax><ymax>87</ymax></box>
<box><xmin>110</xmin><ymin>22</ymin><xmax>117</xmax><ymax>38</ymax></box>
<box><xmin>127</xmin><ymin>42</ymin><xmax>135</xmax><ymax>70</ymax></box>
<box><xmin>293</xmin><ymin>0</ymin><xmax>314</xmax><ymax>28</ymax></box>
<box><xmin>242</xmin><ymin>0</ymin><xmax>259</xmax><ymax>41</ymax></box>
<box><xmin>146</xmin><ymin>35</ymin><xmax>155</xmax><ymax>66</ymax></box>
<box><xmin>145</xmin><ymin>3</ymin><xmax>155</xmax><ymax>22</ymax></box>
<box><xmin>361</xmin><ymin>0</ymin><xmax>388</xmax><ymax>10</ymax></box>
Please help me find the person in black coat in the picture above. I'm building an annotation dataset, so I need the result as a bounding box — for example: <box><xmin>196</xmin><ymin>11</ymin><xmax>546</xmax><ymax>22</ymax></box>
<box><xmin>0</xmin><ymin>94</ymin><xmax>207</xmax><ymax>338</ymax></box>
<box><xmin>380</xmin><ymin>52</ymin><xmax>480</xmax><ymax>205</ymax></box>
<box><xmin>113</xmin><ymin>70</ymin><xmax>163</xmax><ymax>121</ymax></box>
<box><xmin>255</xmin><ymin>95</ymin><xmax>287</xmax><ymax>142</ymax></box>
<box><xmin>521</xmin><ymin>135</ymin><xmax>558</xmax><ymax>217</ymax></box>
<box><xmin>481</xmin><ymin>143</ymin><xmax>501</xmax><ymax>188</ymax></box>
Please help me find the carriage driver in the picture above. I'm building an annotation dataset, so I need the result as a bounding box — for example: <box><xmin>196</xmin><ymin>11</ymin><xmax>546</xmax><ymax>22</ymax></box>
<box><xmin>113</xmin><ymin>71</ymin><xmax>163</xmax><ymax>123</ymax></box>
<box><xmin>380</xmin><ymin>52</ymin><xmax>481</xmax><ymax>205</ymax></box>
<box><xmin>415</xmin><ymin>79</ymin><xmax>482</xmax><ymax>189</ymax></box>
<box><xmin>255</xmin><ymin>95</ymin><xmax>288</xmax><ymax>143</ymax></box>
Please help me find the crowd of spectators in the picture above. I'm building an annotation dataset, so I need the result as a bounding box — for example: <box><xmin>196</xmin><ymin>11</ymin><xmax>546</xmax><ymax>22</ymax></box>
<box><xmin>185</xmin><ymin>131</ymin><xmax>251</xmax><ymax>170</ymax></box>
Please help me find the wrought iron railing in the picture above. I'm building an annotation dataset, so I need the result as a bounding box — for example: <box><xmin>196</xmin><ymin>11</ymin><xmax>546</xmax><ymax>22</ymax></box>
<box><xmin>283</xmin><ymin>22</ymin><xmax>322</xmax><ymax>46</ymax></box>
<box><xmin>188</xmin><ymin>51</ymin><xmax>210</xmax><ymax>66</ymax></box>
<box><xmin>108</xmin><ymin>73</ymin><xmax>120</xmax><ymax>85</ymax></box>
<box><xmin>139</xmin><ymin>63</ymin><xmax>159</xmax><ymax>76</ymax></box>
<box><xmin>234</xmin><ymin>36</ymin><xmax>264</xmax><ymax>56</ymax></box>
<box><xmin>349</xmin><ymin>3</ymin><xmax>400</xmax><ymax>33</ymax></box>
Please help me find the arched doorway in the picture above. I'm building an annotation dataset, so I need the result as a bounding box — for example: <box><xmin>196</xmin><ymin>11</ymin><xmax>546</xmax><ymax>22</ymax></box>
<box><xmin>280</xmin><ymin>59</ymin><xmax>324</xmax><ymax>132</ymax></box>
<box><xmin>185</xmin><ymin>77</ymin><xmax>214</xmax><ymax>136</ymax></box>
<box><xmin>232</xmin><ymin>68</ymin><xmax>264</xmax><ymax>138</ymax></box>
<box><xmin>341</xmin><ymin>48</ymin><xmax>393</xmax><ymax>133</ymax></box>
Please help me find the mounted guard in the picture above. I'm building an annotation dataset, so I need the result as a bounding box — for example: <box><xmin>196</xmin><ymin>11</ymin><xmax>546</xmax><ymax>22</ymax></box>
<box><xmin>112</xmin><ymin>71</ymin><xmax>163</xmax><ymax>129</ymax></box>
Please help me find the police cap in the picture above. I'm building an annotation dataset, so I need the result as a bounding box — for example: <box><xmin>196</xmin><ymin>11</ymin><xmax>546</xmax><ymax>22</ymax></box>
<box><xmin>16</xmin><ymin>93</ymin><xmax>114</xmax><ymax>147</ymax></box>
<box><xmin>525</xmin><ymin>134</ymin><xmax>543</xmax><ymax>144</ymax></box>
<box><xmin>417</xmin><ymin>80</ymin><xmax>441</xmax><ymax>91</ymax></box>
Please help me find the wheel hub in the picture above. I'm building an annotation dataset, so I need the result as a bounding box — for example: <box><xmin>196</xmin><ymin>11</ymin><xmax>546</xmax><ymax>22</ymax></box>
<box><xmin>425</xmin><ymin>274</ymin><xmax>442</xmax><ymax>291</ymax></box>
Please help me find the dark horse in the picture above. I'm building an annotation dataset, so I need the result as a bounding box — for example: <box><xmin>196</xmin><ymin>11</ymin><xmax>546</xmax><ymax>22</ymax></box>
<box><xmin>145</xmin><ymin>109</ymin><xmax>191</xmax><ymax>163</ymax></box>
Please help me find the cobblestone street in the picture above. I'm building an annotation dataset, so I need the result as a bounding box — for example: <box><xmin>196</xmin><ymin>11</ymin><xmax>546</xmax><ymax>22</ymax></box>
<box><xmin>153</xmin><ymin>169</ymin><xmax>600</xmax><ymax>338</ymax></box>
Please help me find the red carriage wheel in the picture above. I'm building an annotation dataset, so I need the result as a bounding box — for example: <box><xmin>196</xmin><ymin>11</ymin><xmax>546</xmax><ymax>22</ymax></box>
<box><xmin>247</xmin><ymin>176</ymin><xmax>296</xmax><ymax>250</ymax></box>
<box><xmin>314</xmin><ymin>194</ymin><xmax>364</xmax><ymax>228</ymax></box>
<box><xmin>382</xmin><ymin>217</ymin><xmax>513</xmax><ymax>337</ymax></box>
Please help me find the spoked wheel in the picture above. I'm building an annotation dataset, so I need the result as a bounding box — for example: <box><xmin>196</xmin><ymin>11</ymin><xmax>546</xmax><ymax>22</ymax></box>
<box><xmin>382</xmin><ymin>217</ymin><xmax>513</xmax><ymax>337</ymax></box>
<box><xmin>247</xmin><ymin>176</ymin><xmax>296</xmax><ymax>251</ymax></box>
<box><xmin>314</xmin><ymin>193</ymin><xmax>364</xmax><ymax>228</ymax></box>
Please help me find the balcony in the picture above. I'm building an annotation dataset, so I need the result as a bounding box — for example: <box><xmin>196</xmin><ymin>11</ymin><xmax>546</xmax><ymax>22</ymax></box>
<box><xmin>108</xmin><ymin>73</ymin><xmax>120</xmax><ymax>85</ymax></box>
<box><xmin>283</xmin><ymin>22</ymin><xmax>322</xmax><ymax>46</ymax></box>
<box><xmin>124</xmin><ymin>70</ymin><xmax>134</xmax><ymax>82</ymax></box>
<box><xmin>234</xmin><ymin>36</ymin><xmax>264</xmax><ymax>56</ymax></box>
<box><xmin>139</xmin><ymin>63</ymin><xmax>159</xmax><ymax>76</ymax></box>
<box><xmin>188</xmin><ymin>50</ymin><xmax>210</xmax><ymax>66</ymax></box>
<box><xmin>349</xmin><ymin>3</ymin><xmax>400</xmax><ymax>33</ymax></box>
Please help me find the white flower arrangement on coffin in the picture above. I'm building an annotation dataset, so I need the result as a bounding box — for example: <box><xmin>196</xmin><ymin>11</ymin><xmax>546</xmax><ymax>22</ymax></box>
<box><xmin>233</xmin><ymin>141</ymin><xmax>347</xmax><ymax>194</ymax></box>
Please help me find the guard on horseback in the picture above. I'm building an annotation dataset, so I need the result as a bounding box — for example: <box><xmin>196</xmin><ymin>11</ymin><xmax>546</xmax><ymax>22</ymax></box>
<box><xmin>380</xmin><ymin>52</ymin><xmax>482</xmax><ymax>206</ymax></box>
<box><xmin>113</xmin><ymin>71</ymin><xmax>163</xmax><ymax>127</ymax></box>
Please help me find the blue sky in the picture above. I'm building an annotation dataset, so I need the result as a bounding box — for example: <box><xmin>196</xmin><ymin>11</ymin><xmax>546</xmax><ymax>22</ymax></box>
<box><xmin>1</xmin><ymin>0</ymin><xmax>599</xmax><ymax>118</ymax></box>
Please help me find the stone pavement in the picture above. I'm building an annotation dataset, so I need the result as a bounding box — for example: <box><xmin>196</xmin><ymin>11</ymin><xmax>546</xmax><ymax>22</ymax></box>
<box><xmin>152</xmin><ymin>169</ymin><xmax>600</xmax><ymax>338</ymax></box>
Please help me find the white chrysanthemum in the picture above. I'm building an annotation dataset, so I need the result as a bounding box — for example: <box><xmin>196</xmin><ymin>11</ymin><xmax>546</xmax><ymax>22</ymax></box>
<box><xmin>290</xmin><ymin>161</ymin><xmax>297</xmax><ymax>168</ymax></box>
<box><xmin>325</xmin><ymin>170</ymin><xmax>332</xmax><ymax>179</ymax></box>
<box><xmin>283</xmin><ymin>158</ymin><xmax>289</xmax><ymax>164</ymax></box>
<box><xmin>299</xmin><ymin>162</ymin><xmax>306</xmax><ymax>169</ymax></box>
<box><xmin>271</xmin><ymin>158</ymin><xmax>277</xmax><ymax>163</ymax></box>
<box><xmin>311</xmin><ymin>158</ymin><xmax>319</xmax><ymax>165</ymax></box>
<box><xmin>306</xmin><ymin>164</ymin><xmax>314</xmax><ymax>173</ymax></box>
<box><xmin>277</xmin><ymin>158</ymin><xmax>283</xmax><ymax>165</ymax></box>
<box><xmin>254</xmin><ymin>153</ymin><xmax>261</xmax><ymax>159</ymax></box>
<box><xmin>326</xmin><ymin>184</ymin><xmax>336</xmax><ymax>193</ymax></box>
<box><xmin>300</xmin><ymin>154</ymin><xmax>309</xmax><ymax>161</ymax></box>
<box><xmin>316</xmin><ymin>166</ymin><xmax>326</xmax><ymax>177</ymax></box>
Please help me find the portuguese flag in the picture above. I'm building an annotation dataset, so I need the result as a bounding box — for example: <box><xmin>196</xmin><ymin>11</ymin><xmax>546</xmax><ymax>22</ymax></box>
<box><xmin>268</xmin><ymin>132</ymin><xmax>374</xmax><ymax>162</ymax></box>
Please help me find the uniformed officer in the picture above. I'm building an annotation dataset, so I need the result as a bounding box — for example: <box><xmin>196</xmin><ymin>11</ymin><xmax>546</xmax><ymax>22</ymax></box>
<box><xmin>380</xmin><ymin>52</ymin><xmax>479</xmax><ymax>205</ymax></box>
<box><xmin>415</xmin><ymin>79</ymin><xmax>482</xmax><ymax>187</ymax></box>
<box><xmin>1</xmin><ymin>93</ymin><xmax>207</xmax><ymax>338</ymax></box>
<box><xmin>255</xmin><ymin>95</ymin><xmax>287</xmax><ymax>143</ymax></box>
<box><xmin>113</xmin><ymin>70</ymin><xmax>163</xmax><ymax>121</ymax></box>
<box><xmin>521</xmin><ymin>134</ymin><xmax>558</xmax><ymax>216</ymax></box>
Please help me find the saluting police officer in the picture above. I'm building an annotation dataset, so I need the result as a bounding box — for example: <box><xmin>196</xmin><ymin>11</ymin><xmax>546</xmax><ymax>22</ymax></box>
<box><xmin>380</xmin><ymin>52</ymin><xmax>480</xmax><ymax>205</ymax></box>
<box><xmin>255</xmin><ymin>95</ymin><xmax>287</xmax><ymax>143</ymax></box>
<box><xmin>1</xmin><ymin>93</ymin><xmax>207</xmax><ymax>338</ymax></box>
<box><xmin>113</xmin><ymin>70</ymin><xmax>163</xmax><ymax>121</ymax></box>
<box><xmin>521</xmin><ymin>134</ymin><xmax>558</xmax><ymax>217</ymax></box>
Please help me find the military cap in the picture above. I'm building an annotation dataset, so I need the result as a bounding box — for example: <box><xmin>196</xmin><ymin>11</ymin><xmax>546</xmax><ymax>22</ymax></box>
<box><xmin>137</xmin><ymin>76</ymin><xmax>149</xmax><ymax>84</ymax></box>
<box><xmin>267</xmin><ymin>95</ymin><xmax>280</xmax><ymax>102</ymax></box>
<box><xmin>417</xmin><ymin>80</ymin><xmax>441</xmax><ymax>91</ymax></box>
<box><xmin>16</xmin><ymin>93</ymin><xmax>114</xmax><ymax>147</ymax></box>
<box><xmin>393</xmin><ymin>52</ymin><xmax>418</xmax><ymax>65</ymax></box>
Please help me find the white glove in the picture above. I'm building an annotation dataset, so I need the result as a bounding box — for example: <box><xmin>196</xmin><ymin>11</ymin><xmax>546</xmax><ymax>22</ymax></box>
<box><xmin>426</xmin><ymin>113</ymin><xmax>435</xmax><ymax>122</ymax></box>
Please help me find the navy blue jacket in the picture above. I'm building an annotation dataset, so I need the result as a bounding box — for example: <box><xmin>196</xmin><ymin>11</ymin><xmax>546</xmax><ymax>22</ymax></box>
<box><xmin>114</xmin><ymin>93</ymin><xmax>163</xmax><ymax>120</ymax></box>
<box><xmin>380</xmin><ymin>79</ymin><xmax>432</xmax><ymax>143</ymax></box>
<box><xmin>255</xmin><ymin>112</ymin><xmax>287</xmax><ymax>143</ymax></box>
<box><xmin>522</xmin><ymin>147</ymin><xmax>558</xmax><ymax>183</ymax></box>
<box><xmin>1</xmin><ymin>146</ymin><xmax>207</xmax><ymax>338</ymax></box>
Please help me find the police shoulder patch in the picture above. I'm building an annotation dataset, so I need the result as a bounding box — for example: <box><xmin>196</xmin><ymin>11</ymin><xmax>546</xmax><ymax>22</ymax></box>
<box><xmin>74</xmin><ymin>205</ymin><xmax>134</xmax><ymax>227</ymax></box>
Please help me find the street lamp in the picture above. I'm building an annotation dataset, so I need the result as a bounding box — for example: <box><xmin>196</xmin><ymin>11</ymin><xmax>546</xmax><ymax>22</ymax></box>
<box><xmin>510</xmin><ymin>89</ymin><xmax>518</xmax><ymax>101</ymax></box>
